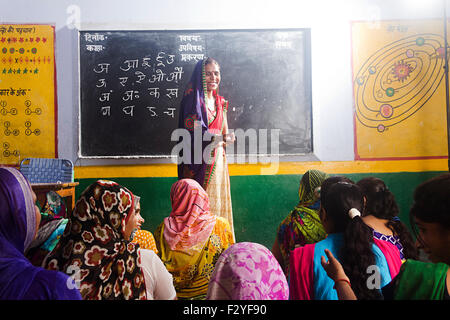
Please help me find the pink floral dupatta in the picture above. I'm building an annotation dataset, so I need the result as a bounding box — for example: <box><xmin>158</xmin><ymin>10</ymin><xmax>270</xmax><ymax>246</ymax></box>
<box><xmin>206</xmin><ymin>242</ymin><xmax>289</xmax><ymax>300</ymax></box>
<box><xmin>163</xmin><ymin>179</ymin><xmax>216</xmax><ymax>252</ymax></box>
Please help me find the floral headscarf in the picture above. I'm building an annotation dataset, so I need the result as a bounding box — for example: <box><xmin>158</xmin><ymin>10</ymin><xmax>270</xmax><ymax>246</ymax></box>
<box><xmin>206</xmin><ymin>242</ymin><xmax>289</xmax><ymax>300</ymax></box>
<box><xmin>44</xmin><ymin>180</ymin><xmax>146</xmax><ymax>300</ymax></box>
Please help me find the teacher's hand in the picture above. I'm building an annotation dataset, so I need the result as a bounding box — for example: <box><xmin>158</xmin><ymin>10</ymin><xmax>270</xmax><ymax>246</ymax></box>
<box><xmin>224</xmin><ymin>132</ymin><xmax>235</xmax><ymax>144</ymax></box>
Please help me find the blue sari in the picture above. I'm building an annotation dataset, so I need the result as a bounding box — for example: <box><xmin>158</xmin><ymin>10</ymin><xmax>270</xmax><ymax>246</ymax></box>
<box><xmin>290</xmin><ymin>233</ymin><xmax>396</xmax><ymax>300</ymax></box>
<box><xmin>0</xmin><ymin>167</ymin><xmax>81</xmax><ymax>300</ymax></box>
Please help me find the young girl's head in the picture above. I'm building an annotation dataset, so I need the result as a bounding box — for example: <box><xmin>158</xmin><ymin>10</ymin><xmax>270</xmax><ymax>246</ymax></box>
<box><xmin>320</xmin><ymin>181</ymin><xmax>364</xmax><ymax>233</ymax></box>
<box><xmin>320</xmin><ymin>176</ymin><xmax>354</xmax><ymax>204</ymax></box>
<box><xmin>357</xmin><ymin>177</ymin><xmax>398</xmax><ymax>219</ymax></box>
<box><xmin>320</xmin><ymin>181</ymin><xmax>382</xmax><ymax>300</ymax></box>
<box><xmin>357</xmin><ymin>177</ymin><xmax>418</xmax><ymax>260</ymax></box>
<box><xmin>410</xmin><ymin>173</ymin><xmax>450</xmax><ymax>264</ymax></box>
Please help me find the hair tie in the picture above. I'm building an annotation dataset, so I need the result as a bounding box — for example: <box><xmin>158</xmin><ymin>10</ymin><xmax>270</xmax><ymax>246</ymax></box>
<box><xmin>392</xmin><ymin>216</ymin><xmax>400</xmax><ymax>222</ymax></box>
<box><xmin>348</xmin><ymin>208</ymin><xmax>361</xmax><ymax>219</ymax></box>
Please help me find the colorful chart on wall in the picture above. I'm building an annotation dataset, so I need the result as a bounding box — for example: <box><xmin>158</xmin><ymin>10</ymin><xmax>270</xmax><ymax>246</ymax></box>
<box><xmin>352</xmin><ymin>20</ymin><xmax>448</xmax><ymax>160</ymax></box>
<box><xmin>0</xmin><ymin>24</ymin><xmax>56</xmax><ymax>165</ymax></box>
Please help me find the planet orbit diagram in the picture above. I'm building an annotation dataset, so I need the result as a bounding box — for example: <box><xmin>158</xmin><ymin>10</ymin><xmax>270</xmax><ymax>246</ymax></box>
<box><xmin>354</xmin><ymin>33</ymin><xmax>446</xmax><ymax>133</ymax></box>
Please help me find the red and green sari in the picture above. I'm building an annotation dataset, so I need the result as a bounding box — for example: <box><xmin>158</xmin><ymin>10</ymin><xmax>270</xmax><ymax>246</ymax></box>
<box><xmin>178</xmin><ymin>58</ymin><xmax>234</xmax><ymax>240</ymax></box>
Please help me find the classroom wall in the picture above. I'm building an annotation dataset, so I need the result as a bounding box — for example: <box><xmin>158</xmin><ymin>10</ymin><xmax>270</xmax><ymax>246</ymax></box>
<box><xmin>75</xmin><ymin>170</ymin><xmax>445</xmax><ymax>249</ymax></box>
<box><xmin>2</xmin><ymin>0</ymin><xmax>445</xmax><ymax>163</ymax></box>
<box><xmin>2</xmin><ymin>0</ymin><xmax>449</xmax><ymax>249</ymax></box>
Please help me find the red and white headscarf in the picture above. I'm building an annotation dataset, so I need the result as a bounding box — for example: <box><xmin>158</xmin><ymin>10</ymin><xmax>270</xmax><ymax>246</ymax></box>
<box><xmin>43</xmin><ymin>180</ymin><xmax>146</xmax><ymax>300</ymax></box>
<box><xmin>163</xmin><ymin>179</ymin><xmax>216</xmax><ymax>252</ymax></box>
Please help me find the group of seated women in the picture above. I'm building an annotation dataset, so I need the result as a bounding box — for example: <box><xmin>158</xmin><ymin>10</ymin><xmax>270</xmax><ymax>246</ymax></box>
<box><xmin>0</xmin><ymin>166</ymin><xmax>449</xmax><ymax>300</ymax></box>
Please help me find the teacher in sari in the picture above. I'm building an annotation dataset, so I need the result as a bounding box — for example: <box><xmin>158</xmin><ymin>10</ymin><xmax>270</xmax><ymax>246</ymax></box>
<box><xmin>177</xmin><ymin>57</ymin><xmax>236</xmax><ymax>241</ymax></box>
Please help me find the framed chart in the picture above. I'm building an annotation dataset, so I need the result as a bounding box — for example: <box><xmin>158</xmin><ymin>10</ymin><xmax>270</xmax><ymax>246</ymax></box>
<box><xmin>0</xmin><ymin>24</ymin><xmax>57</xmax><ymax>165</ymax></box>
<box><xmin>352</xmin><ymin>19</ymin><xmax>448</xmax><ymax>160</ymax></box>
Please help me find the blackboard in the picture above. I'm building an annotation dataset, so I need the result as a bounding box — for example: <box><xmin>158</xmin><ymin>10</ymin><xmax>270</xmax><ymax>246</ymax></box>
<box><xmin>78</xmin><ymin>29</ymin><xmax>312</xmax><ymax>158</ymax></box>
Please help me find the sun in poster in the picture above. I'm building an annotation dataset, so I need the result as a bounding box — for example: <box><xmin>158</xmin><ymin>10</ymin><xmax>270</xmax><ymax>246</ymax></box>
<box><xmin>352</xmin><ymin>21</ymin><xmax>448</xmax><ymax>159</ymax></box>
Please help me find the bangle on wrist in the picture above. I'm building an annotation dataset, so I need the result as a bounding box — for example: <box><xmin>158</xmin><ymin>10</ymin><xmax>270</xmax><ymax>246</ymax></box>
<box><xmin>333</xmin><ymin>278</ymin><xmax>351</xmax><ymax>289</ymax></box>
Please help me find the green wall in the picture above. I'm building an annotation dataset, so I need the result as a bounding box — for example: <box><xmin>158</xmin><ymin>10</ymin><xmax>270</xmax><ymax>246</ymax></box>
<box><xmin>75</xmin><ymin>171</ymin><xmax>444</xmax><ymax>250</ymax></box>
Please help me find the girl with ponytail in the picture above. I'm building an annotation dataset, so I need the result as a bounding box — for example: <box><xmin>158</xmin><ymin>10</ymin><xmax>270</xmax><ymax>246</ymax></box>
<box><xmin>289</xmin><ymin>181</ymin><xmax>402</xmax><ymax>300</ymax></box>
<box><xmin>357</xmin><ymin>177</ymin><xmax>418</xmax><ymax>261</ymax></box>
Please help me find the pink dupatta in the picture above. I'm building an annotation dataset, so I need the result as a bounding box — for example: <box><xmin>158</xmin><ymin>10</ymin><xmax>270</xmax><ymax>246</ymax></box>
<box><xmin>373</xmin><ymin>238</ymin><xmax>402</xmax><ymax>279</ymax></box>
<box><xmin>289</xmin><ymin>244</ymin><xmax>315</xmax><ymax>300</ymax></box>
<box><xmin>163</xmin><ymin>179</ymin><xmax>216</xmax><ymax>251</ymax></box>
<box><xmin>289</xmin><ymin>237</ymin><xmax>403</xmax><ymax>300</ymax></box>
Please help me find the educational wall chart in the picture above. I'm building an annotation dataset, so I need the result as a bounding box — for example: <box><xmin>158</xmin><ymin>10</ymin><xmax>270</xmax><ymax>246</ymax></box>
<box><xmin>0</xmin><ymin>24</ymin><xmax>56</xmax><ymax>165</ymax></box>
<box><xmin>352</xmin><ymin>20</ymin><xmax>448</xmax><ymax>160</ymax></box>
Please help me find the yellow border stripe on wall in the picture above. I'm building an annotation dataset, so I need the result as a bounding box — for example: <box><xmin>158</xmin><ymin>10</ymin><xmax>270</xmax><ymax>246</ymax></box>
<box><xmin>74</xmin><ymin>159</ymin><xmax>448</xmax><ymax>179</ymax></box>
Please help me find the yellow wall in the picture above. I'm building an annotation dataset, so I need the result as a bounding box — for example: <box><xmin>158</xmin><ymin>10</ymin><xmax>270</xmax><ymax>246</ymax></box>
<box><xmin>74</xmin><ymin>158</ymin><xmax>448</xmax><ymax>179</ymax></box>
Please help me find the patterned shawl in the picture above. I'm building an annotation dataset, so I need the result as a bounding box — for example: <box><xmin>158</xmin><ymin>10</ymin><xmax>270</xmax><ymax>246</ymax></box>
<box><xmin>277</xmin><ymin>169</ymin><xmax>329</xmax><ymax>274</ymax></box>
<box><xmin>0</xmin><ymin>167</ymin><xmax>80</xmax><ymax>300</ymax></box>
<box><xmin>163</xmin><ymin>179</ymin><xmax>216</xmax><ymax>252</ymax></box>
<box><xmin>206</xmin><ymin>242</ymin><xmax>289</xmax><ymax>300</ymax></box>
<box><xmin>44</xmin><ymin>180</ymin><xmax>146</xmax><ymax>300</ymax></box>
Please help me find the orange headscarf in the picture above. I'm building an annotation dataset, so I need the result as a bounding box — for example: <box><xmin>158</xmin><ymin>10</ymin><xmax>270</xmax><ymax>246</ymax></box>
<box><xmin>163</xmin><ymin>179</ymin><xmax>216</xmax><ymax>252</ymax></box>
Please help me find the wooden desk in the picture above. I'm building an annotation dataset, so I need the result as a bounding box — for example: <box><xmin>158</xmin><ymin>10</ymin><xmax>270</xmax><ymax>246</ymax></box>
<box><xmin>31</xmin><ymin>182</ymin><xmax>79</xmax><ymax>216</ymax></box>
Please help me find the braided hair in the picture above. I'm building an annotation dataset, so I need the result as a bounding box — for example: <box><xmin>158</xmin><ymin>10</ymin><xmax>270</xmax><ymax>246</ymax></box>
<box><xmin>321</xmin><ymin>182</ymin><xmax>382</xmax><ymax>300</ymax></box>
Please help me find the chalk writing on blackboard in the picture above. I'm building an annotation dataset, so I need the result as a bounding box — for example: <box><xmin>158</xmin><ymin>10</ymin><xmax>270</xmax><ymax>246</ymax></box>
<box><xmin>79</xmin><ymin>29</ymin><xmax>312</xmax><ymax>158</ymax></box>
<box><xmin>88</xmin><ymin>49</ymin><xmax>190</xmax><ymax>119</ymax></box>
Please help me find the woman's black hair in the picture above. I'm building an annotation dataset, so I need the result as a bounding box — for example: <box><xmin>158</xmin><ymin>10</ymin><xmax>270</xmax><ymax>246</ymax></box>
<box><xmin>357</xmin><ymin>177</ymin><xmax>418</xmax><ymax>260</ymax></box>
<box><xmin>321</xmin><ymin>181</ymin><xmax>382</xmax><ymax>300</ymax></box>
<box><xmin>410</xmin><ymin>173</ymin><xmax>450</xmax><ymax>243</ymax></box>
<box><xmin>320</xmin><ymin>176</ymin><xmax>354</xmax><ymax>200</ymax></box>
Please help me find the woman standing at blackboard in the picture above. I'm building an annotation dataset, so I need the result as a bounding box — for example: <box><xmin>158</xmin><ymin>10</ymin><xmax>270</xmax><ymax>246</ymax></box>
<box><xmin>178</xmin><ymin>57</ymin><xmax>236</xmax><ymax>241</ymax></box>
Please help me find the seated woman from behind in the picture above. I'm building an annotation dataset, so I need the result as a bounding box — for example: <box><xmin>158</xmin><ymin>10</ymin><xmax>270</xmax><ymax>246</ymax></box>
<box><xmin>272</xmin><ymin>169</ymin><xmax>329</xmax><ymax>276</ymax></box>
<box><xmin>207</xmin><ymin>242</ymin><xmax>289</xmax><ymax>300</ymax></box>
<box><xmin>155</xmin><ymin>178</ymin><xmax>234</xmax><ymax>300</ymax></box>
<box><xmin>357</xmin><ymin>177</ymin><xmax>418</xmax><ymax>262</ymax></box>
<box><xmin>289</xmin><ymin>181</ymin><xmax>402</xmax><ymax>300</ymax></box>
<box><xmin>44</xmin><ymin>180</ymin><xmax>176</xmax><ymax>300</ymax></box>
<box><xmin>322</xmin><ymin>173</ymin><xmax>450</xmax><ymax>300</ymax></box>
<box><xmin>0</xmin><ymin>167</ymin><xmax>81</xmax><ymax>300</ymax></box>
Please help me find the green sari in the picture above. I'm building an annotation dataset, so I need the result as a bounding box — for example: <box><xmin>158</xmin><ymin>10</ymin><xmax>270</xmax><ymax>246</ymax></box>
<box><xmin>393</xmin><ymin>260</ymin><xmax>449</xmax><ymax>300</ymax></box>
<box><xmin>276</xmin><ymin>169</ymin><xmax>329</xmax><ymax>276</ymax></box>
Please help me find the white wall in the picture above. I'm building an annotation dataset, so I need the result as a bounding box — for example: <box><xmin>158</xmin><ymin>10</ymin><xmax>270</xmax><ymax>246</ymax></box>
<box><xmin>1</xmin><ymin>0</ymin><xmax>445</xmax><ymax>165</ymax></box>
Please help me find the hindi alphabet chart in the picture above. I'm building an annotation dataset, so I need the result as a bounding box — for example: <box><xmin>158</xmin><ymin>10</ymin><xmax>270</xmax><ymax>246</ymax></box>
<box><xmin>0</xmin><ymin>24</ymin><xmax>56</xmax><ymax>164</ymax></box>
<box><xmin>79</xmin><ymin>31</ymin><xmax>205</xmax><ymax>157</ymax></box>
<box><xmin>79</xmin><ymin>29</ymin><xmax>312</xmax><ymax>158</ymax></box>
<box><xmin>352</xmin><ymin>20</ymin><xmax>448</xmax><ymax>160</ymax></box>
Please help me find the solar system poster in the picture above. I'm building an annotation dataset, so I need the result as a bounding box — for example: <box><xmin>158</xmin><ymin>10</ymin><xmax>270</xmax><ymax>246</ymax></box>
<box><xmin>352</xmin><ymin>19</ymin><xmax>448</xmax><ymax>160</ymax></box>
